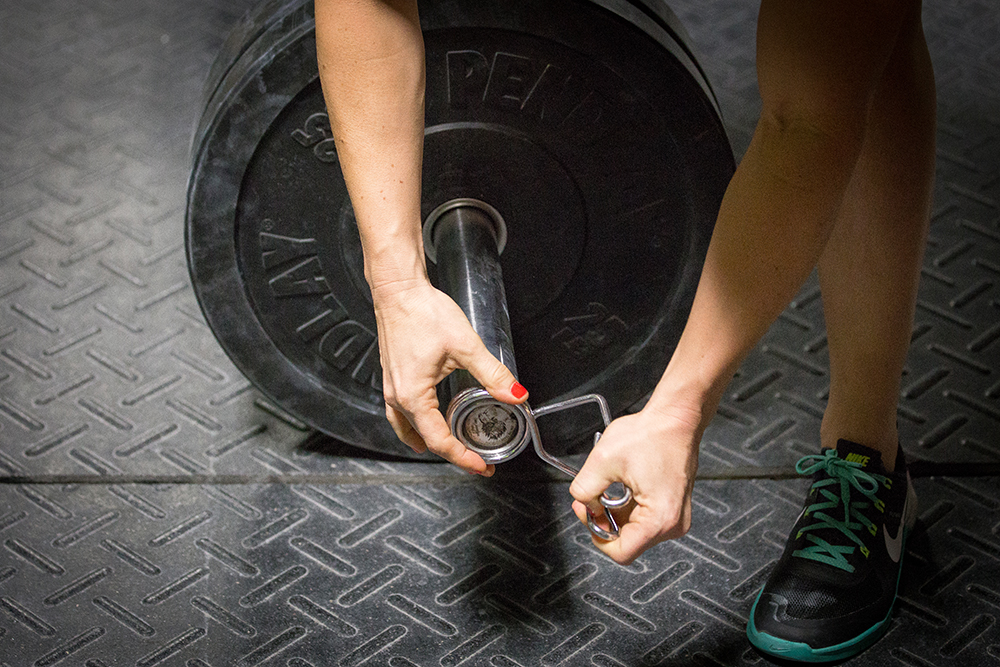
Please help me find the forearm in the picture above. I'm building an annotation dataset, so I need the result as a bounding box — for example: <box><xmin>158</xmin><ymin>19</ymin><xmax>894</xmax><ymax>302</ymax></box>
<box><xmin>314</xmin><ymin>1</ymin><xmax>521</xmax><ymax>473</ymax></box>
<box><xmin>648</xmin><ymin>115</ymin><xmax>862</xmax><ymax>422</ymax></box>
<box><xmin>315</xmin><ymin>0</ymin><xmax>426</xmax><ymax>291</ymax></box>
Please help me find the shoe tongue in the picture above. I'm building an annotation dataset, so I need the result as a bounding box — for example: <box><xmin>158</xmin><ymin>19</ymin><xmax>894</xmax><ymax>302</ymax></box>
<box><xmin>835</xmin><ymin>439</ymin><xmax>884</xmax><ymax>472</ymax></box>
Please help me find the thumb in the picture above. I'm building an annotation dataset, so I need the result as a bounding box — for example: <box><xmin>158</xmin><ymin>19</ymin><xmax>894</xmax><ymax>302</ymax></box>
<box><xmin>456</xmin><ymin>341</ymin><xmax>528</xmax><ymax>405</ymax></box>
<box><xmin>569</xmin><ymin>451</ymin><xmax>620</xmax><ymax>517</ymax></box>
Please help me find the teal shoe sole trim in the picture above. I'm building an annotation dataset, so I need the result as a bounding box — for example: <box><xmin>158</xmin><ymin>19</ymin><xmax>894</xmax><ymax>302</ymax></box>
<box><xmin>746</xmin><ymin>595</ymin><xmax>893</xmax><ymax>663</ymax></box>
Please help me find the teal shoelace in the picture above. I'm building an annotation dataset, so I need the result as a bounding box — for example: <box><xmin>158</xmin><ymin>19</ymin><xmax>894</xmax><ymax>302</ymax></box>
<box><xmin>791</xmin><ymin>449</ymin><xmax>890</xmax><ymax>572</ymax></box>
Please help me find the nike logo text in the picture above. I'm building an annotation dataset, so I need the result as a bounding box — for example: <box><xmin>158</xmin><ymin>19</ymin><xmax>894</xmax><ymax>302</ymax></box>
<box><xmin>845</xmin><ymin>453</ymin><xmax>870</xmax><ymax>467</ymax></box>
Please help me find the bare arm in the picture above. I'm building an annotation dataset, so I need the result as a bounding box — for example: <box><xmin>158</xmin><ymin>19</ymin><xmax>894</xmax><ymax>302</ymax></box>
<box><xmin>316</xmin><ymin>0</ymin><xmax>426</xmax><ymax>288</ymax></box>
<box><xmin>315</xmin><ymin>0</ymin><xmax>525</xmax><ymax>473</ymax></box>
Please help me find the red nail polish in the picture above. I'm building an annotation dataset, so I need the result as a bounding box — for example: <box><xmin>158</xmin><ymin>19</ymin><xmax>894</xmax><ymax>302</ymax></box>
<box><xmin>511</xmin><ymin>381</ymin><xmax>527</xmax><ymax>399</ymax></box>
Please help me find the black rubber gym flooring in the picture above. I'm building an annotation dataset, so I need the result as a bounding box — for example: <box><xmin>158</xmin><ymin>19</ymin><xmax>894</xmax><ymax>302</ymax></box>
<box><xmin>1</xmin><ymin>1</ymin><xmax>998</xmax><ymax>665</ymax></box>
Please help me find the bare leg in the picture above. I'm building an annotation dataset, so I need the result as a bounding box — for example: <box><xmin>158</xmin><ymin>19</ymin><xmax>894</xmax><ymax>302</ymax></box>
<box><xmin>818</xmin><ymin>1</ymin><xmax>936</xmax><ymax>470</ymax></box>
<box><xmin>744</xmin><ymin>9</ymin><xmax>935</xmax><ymax>656</ymax></box>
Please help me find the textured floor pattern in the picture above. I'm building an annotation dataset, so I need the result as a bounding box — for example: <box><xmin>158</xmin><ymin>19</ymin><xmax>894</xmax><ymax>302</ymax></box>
<box><xmin>0</xmin><ymin>476</ymin><xmax>998</xmax><ymax>667</ymax></box>
<box><xmin>2</xmin><ymin>0</ymin><xmax>999</xmax><ymax>665</ymax></box>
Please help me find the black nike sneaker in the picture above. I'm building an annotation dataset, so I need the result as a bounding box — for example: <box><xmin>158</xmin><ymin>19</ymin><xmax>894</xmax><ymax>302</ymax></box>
<box><xmin>747</xmin><ymin>440</ymin><xmax>918</xmax><ymax>662</ymax></box>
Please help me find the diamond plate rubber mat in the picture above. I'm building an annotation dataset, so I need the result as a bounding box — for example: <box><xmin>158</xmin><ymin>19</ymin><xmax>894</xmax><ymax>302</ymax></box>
<box><xmin>2</xmin><ymin>0</ymin><xmax>1000</xmax><ymax>664</ymax></box>
<box><xmin>1</xmin><ymin>475</ymin><xmax>999</xmax><ymax>666</ymax></box>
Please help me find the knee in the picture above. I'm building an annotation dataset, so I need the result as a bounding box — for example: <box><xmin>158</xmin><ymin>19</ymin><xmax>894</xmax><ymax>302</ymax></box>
<box><xmin>754</xmin><ymin>0</ymin><xmax>905</xmax><ymax>163</ymax></box>
<box><xmin>761</xmin><ymin>80</ymin><xmax>870</xmax><ymax>153</ymax></box>
<box><xmin>755</xmin><ymin>85</ymin><xmax>870</xmax><ymax>187</ymax></box>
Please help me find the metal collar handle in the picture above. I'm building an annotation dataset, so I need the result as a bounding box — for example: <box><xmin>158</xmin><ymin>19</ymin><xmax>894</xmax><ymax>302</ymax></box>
<box><xmin>525</xmin><ymin>394</ymin><xmax>633</xmax><ymax>541</ymax></box>
<box><xmin>448</xmin><ymin>390</ymin><xmax>632</xmax><ymax>540</ymax></box>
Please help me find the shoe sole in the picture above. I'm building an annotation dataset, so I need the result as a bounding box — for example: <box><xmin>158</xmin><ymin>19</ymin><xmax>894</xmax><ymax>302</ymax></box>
<box><xmin>746</xmin><ymin>475</ymin><xmax>918</xmax><ymax>663</ymax></box>
<box><xmin>746</xmin><ymin>597</ymin><xmax>895</xmax><ymax>663</ymax></box>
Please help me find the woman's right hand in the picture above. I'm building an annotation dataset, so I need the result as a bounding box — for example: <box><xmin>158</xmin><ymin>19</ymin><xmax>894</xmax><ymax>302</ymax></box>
<box><xmin>371</xmin><ymin>278</ymin><xmax>528</xmax><ymax>475</ymax></box>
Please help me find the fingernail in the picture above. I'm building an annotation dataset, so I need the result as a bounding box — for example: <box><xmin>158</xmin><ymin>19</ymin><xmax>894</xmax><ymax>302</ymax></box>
<box><xmin>511</xmin><ymin>381</ymin><xmax>527</xmax><ymax>399</ymax></box>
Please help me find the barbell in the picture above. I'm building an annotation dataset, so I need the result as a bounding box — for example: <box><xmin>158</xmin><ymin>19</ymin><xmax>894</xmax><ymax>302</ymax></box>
<box><xmin>185</xmin><ymin>0</ymin><xmax>734</xmax><ymax>465</ymax></box>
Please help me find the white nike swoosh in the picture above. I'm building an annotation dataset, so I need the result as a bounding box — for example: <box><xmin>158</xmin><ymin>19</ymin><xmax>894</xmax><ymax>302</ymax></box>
<box><xmin>883</xmin><ymin>493</ymin><xmax>910</xmax><ymax>563</ymax></box>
